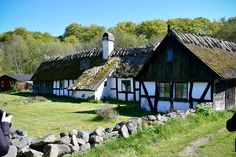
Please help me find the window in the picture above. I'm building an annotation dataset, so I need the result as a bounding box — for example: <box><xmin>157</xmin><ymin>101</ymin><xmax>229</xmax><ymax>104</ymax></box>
<box><xmin>59</xmin><ymin>80</ymin><xmax>64</xmax><ymax>90</ymax></box>
<box><xmin>166</xmin><ymin>48</ymin><xmax>173</xmax><ymax>62</ymax></box>
<box><xmin>121</xmin><ymin>80</ymin><xmax>131</xmax><ymax>92</ymax></box>
<box><xmin>175</xmin><ymin>83</ymin><xmax>188</xmax><ymax>99</ymax></box>
<box><xmin>159</xmin><ymin>82</ymin><xmax>171</xmax><ymax>98</ymax></box>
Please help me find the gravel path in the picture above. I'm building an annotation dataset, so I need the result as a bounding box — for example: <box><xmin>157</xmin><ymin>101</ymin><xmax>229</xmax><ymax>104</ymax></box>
<box><xmin>177</xmin><ymin>128</ymin><xmax>225</xmax><ymax>157</ymax></box>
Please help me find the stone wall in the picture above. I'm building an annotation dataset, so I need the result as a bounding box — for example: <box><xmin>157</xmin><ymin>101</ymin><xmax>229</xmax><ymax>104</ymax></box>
<box><xmin>3</xmin><ymin>110</ymin><xmax>194</xmax><ymax>157</ymax></box>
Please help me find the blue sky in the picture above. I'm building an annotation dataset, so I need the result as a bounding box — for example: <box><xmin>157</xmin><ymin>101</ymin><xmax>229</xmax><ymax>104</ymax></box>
<box><xmin>0</xmin><ymin>0</ymin><xmax>235</xmax><ymax>36</ymax></box>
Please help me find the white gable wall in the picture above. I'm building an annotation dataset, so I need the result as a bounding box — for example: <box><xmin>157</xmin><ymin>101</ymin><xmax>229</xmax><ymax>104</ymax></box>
<box><xmin>95</xmin><ymin>78</ymin><xmax>109</xmax><ymax>100</ymax></box>
<box><xmin>108</xmin><ymin>78</ymin><xmax>116</xmax><ymax>99</ymax></box>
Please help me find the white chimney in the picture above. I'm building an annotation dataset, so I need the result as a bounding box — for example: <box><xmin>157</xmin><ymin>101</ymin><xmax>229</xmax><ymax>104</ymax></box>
<box><xmin>102</xmin><ymin>32</ymin><xmax>115</xmax><ymax>60</ymax></box>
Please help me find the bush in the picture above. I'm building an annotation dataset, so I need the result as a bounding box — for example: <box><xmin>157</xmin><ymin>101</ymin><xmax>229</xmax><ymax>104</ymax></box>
<box><xmin>195</xmin><ymin>104</ymin><xmax>212</xmax><ymax>116</ymax></box>
<box><xmin>95</xmin><ymin>103</ymin><xmax>118</xmax><ymax>121</ymax></box>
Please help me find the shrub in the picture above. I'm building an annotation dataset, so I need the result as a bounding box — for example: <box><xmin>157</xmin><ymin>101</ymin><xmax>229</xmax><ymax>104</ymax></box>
<box><xmin>95</xmin><ymin>103</ymin><xmax>118</xmax><ymax>121</ymax></box>
<box><xmin>195</xmin><ymin>104</ymin><xmax>212</xmax><ymax>116</ymax></box>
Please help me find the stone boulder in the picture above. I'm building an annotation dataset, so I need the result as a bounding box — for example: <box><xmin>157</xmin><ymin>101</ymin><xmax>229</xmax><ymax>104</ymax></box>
<box><xmin>71</xmin><ymin>135</ymin><xmax>78</xmax><ymax>146</ymax></box>
<box><xmin>68</xmin><ymin>129</ymin><xmax>78</xmax><ymax>137</ymax></box>
<box><xmin>119</xmin><ymin>124</ymin><xmax>129</xmax><ymax>138</ymax></box>
<box><xmin>77</xmin><ymin>138</ymin><xmax>86</xmax><ymax>145</ymax></box>
<box><xmin>126</xmin><ymin>119</ymin><xmax>138</xmax><ymax>135</ymax></box>
<box><xmin>31</xmin><ymin>134</ymin><xmax>57</xmax><ymax>147</ymax></box>
<box><xmin>77</xmin><ymin>131</ymin><xmax>90</xmax><ymax>143</ymax></box>
<box><xmin>2</xmin><ymin>145</ymin><xmax>17</xmax><ymax>157</ymax></box>
<box><xmin>80</xmin><ymin>143</ymin><xmax>90</xmax><ymax>152</ymax></box>
<box><xmin>147</xmin><ymin>115</ymin><xmax>156</xmax><ymax>121</ymax></box>
<box><xmin>43</xmin><ymin>144</ymin><xmax>71</xmax><ymax>157</ymax></box>
<box><xmin>89</xmin><ymin>135</ymin><xmax>103</xmax><ymax>144</ymax></box>
<box><xmin>60</xmin><ymin>135</ymin><xmax>71</xmax><ymax>145</ymax></box>
<box><xmin>93</xmin><ymin>127</ymin><xmax>105</xmax><ymax>136</ymax></box>
<box><xmin>11</xmin><ymin>136</ymin><xmax>32</xmax><ymax>149</ymax></box>
<box><xmin>23</xmin><ymin>149</ymin><xmax>44</xmax><ymax>157</ymax></box>
<box><xmin>60</xmin><ymin>132</ymin><xmax>67</xmax><ymax>138</ymax></box>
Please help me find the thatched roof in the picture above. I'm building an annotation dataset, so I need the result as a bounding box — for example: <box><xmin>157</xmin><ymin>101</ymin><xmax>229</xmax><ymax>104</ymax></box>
<box><xmin>111</xmin><ymin>45</ymin><xmax>155</xmax><ymax>78</ymax></box>
<box><xmin>68</xmin><ymin>59</ymin><xmax>118</xmax><ymax>91</ymax></box>
<box><xmin>170</xmin><ymin>29</ymin><xmax>236</xmax><ymax>79</ymax></box>
<box><xmin>32</xmin><ymin>45</ymin><xmax>155</xmax><ymax>83</ymax></box>
<box><xmin>31</xmin><ymin>48</ymin><xmax>103</xmax><ymax>81</ymax></box>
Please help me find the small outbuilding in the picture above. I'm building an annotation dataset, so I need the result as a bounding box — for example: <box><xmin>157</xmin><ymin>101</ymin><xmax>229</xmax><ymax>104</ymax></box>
<box><xmin>0</xmin><ymin>74</ymin><xmax>33</xmax><ymax>91</ymax></box>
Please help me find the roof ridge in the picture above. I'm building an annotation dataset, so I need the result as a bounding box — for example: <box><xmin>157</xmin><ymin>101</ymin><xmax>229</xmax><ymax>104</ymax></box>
<box><xmin>43</xmin><ymin>47</ymin><xmax>103</xmax><ymax>63</ymax></box>
<box><xmin>170</xmin><ymin>29</ymin><xmax>236</xmax><ymax>52</ymax></box>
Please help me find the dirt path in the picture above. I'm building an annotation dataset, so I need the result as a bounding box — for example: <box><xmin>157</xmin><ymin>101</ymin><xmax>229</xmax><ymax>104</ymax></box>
<box><xmin>177</xmin><ymin>128</ymin><xmax>225</xmax><ymax>157</ymax></box>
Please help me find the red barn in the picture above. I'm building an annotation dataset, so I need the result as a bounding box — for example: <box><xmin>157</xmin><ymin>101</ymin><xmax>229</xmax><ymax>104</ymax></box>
<box><xmin>0</xmin><ymin>74</ymin><xmax>32</xmax><ymax>91</ymax></box>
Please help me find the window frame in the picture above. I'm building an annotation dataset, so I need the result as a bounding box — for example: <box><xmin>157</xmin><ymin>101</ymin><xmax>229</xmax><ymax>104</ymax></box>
<box><xmin>121</xmin><ymin>80</ymin><xmax>131</xmax><ymax>92</ymax></box>
<box><xmin>166</xmin><ymin>47</ymin><xmax>173</xmax><ymax>62</ymax></box>
<box><xmin>159</xmin><ymin>82</ymin><xmax>171</xmax><ymax>100</ymax></box>
<box><xmin>175</xmin><ymin>82</ymin><xmax>188</xmax><ymax>100</ymax></box>
<box><xmin>59</xmin><ymin>80</ymin><xmax>64</xmax><ymax>90</ymax></box>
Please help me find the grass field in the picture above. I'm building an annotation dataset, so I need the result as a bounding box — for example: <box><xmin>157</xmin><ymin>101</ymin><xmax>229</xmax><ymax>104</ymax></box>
<box><xmin>81</xmin><ymin>110</ymin><xmax>235</xmax><ymax>157</ymax></box>
<box><xmin>0</xmin><ymin>91</ymin><xmax>150</xmax><ymax>138</ymax></box>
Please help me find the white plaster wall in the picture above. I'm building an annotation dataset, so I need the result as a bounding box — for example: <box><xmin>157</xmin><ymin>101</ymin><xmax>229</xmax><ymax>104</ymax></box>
<box><xmin>53</xmin><ymin>81</ymin><xmax>56</xmax><ymax>88</ymax></box>
<box><xmin>135</xmin><ymin>81</ymin><xmax>139</xmax><ymax>89</ymax></box>
<box><xmin>173</xmin><ymin>102</ymin><xmax>189</xmax><ymax>110</ymax></box>
<box><xmin>53</xmin><ymin>81</ymin><xmax>56</xmax><ymax>95</ymax></box>
<box><xmin>192</xmin><ymin>82</ymin><xmax>211</xmax><ymax>100</ymax></box>
<box><xmin>68</xmin><ymin>80</ymin><xmax>73</xmax><ymax>97</ymax></box>
<box><xmin>63</xmin><ymin>80</ymin><xmax>68</xmax><ymax>96</ymax></box>
<box><xmin>119</xmin><ymin>93</ymin><xmax>126</xmax><ymax>101</ymax></box>
<box><xmin>72</xmin><ymin>91</ymin><xmax>95</xmax><ymax>99</ymax></box>
<box><xmin>158</xmin><ymin>101</ymin><xmax>171</xmax><ymax>113</ymax></box>
<box><xmin>140</xmin><ymin>97</ymin><xmax>150</xmax><ymax>111</ymax></box>
<box><xmin>144</xmin><ymin>82</ymin><xmax>155</xmax><ymax>95</ymax></box>
<box><xmin>108</xmin><ymin>78</ymin><xmax>116</xmax><ymax>99</ymax></box>
<box><xmin>94</xmin><ymin>78</ymin><xmax>109</xmax><ymax>100</ymax></box>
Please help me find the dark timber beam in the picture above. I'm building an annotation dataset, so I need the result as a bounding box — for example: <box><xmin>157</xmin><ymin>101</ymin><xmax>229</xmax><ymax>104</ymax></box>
<box><xmin>189</xmin><ymin>82</ymin><xmax>193</xmax><ymax>108</ymax></box>
<box><xmin>141</xmin><ymin>82</ymin><xmax>154</xmax><ymax>111</ymax></box>
<box><xmin>199</xmin><ymin>82</ymin><xmax>211</xmax><ymax>102</ymax></box>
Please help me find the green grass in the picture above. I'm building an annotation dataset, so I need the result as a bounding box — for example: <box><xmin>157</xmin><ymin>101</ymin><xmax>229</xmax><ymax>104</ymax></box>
<box><xmin>0</xmin><ymin>91</ymin><xmax>151</xmax><ymax>138</ymax></box>
<box><xmin>196</xmin><ymin>129</ymin><xmax>236</xmax><ymax>157</ymax></box>
<box><xmin>80</xmin><ymin>111</ymin><xmax>234</xmax><ymax>157</ymax></box>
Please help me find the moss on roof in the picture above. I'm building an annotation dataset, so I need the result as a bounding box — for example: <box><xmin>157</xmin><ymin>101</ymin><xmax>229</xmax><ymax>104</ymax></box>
<box><xmin>68</xmin><ymin>59</ymin><xmax>118</xmax><ymax>91</ymax></box>
<box><xmin>170</xmin><ymin>29</ymin><xmax>236</xmax><ymax>79</ymax></box>
<box><xmin>185</xmin><ymin>45</ymin><xmax>236</xmax><ymax>78</ymax></box>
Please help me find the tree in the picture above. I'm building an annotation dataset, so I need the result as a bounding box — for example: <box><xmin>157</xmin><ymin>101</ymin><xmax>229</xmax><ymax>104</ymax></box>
<box><xmin>112</xmin><ymin>29</ymin><xmax>148</xmax><ymax>47</ymax></box>
<box><xmin>112</xmin><ymin>22</ymin><xmax>137</xmax><ymax>35</ymax></box>
<box><xmin>64</xmin><ymin>23</ymin><xmax>84</xmax><ymax>39</ymax></box>
<box><xmin>136</xmin><ymin>20</ymin><xmax>167</xmax><ymax>39</ymax></box>
<box><xmin>3</xmin><ymin>34</ymin><xmax>29</xmax><ymax>74</ymax></box>
<box><xmin>63</xmin><ymin>35</ymin><xmax>79</xmax><ymax>43</ymax></box>
<box><xmin>215</xmin><ymin>16</ymin><xmax>236</xmax><ymax>42</ymax></box>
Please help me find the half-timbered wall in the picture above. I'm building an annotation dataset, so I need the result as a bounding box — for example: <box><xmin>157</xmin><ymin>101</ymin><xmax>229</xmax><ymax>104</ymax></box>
<box><xmin>140</xmin><ymin>81</ymin><xmax>212</xmax><ymax>113</ymax></box>
<box><xmin>108</xmin><ymin>77</ymin><xmax>139</xmax><ymax>101</ymax></box>
<box><xmin>53</xmin><ymin>80</ymin><xmax>73</xmax><ymax>96</ymax></box>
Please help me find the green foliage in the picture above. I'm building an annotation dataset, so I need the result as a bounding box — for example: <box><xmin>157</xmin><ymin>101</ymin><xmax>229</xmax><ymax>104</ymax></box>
<box><xmin>137</xmin><ymin>20</ymin><xmax>167</xmax><ymax>38</ymax></box>
<box><xmin>215</xmin><ymin>17</ymin><xmax>236</xmax><ymax>42</ymax></box>
<box><xmin>195</xmin><ymin>104</ymin><xmax>213</xmax><ymax>116</ymax></box>
<box><xmin>63</xmin><ymin>23</ymin><xmax>105</xmax><ymax>42</ymax></box>
<box><xmin>0</xmin><ymin>16</ymin><xmax>235</xmax><ymax>75</ymax></box>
